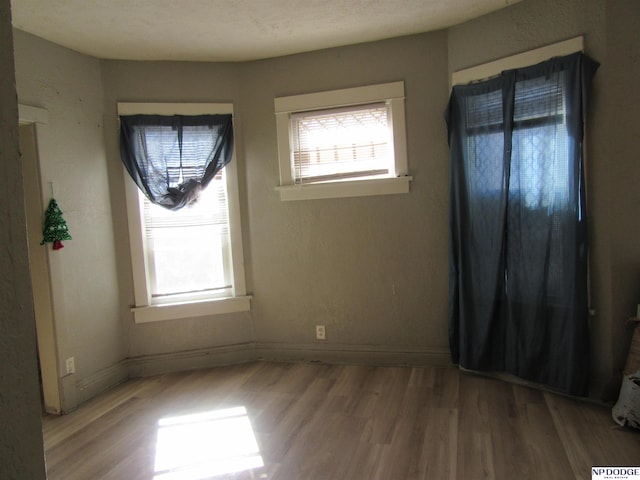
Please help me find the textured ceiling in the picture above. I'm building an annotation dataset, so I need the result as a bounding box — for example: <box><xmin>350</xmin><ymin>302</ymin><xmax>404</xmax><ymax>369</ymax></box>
<box><xmin>10</xmin><ymin>0</ymin><xmax>521</xmax><ymax>62</ymax></box>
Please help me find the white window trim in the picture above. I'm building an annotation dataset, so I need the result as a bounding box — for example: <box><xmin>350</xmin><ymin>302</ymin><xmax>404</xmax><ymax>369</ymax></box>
<box><xmin>450</xmin><ymin>36</ymin><xmax>589</xmax><ymax>196</ymax></box>
<box><xmin>274</xmin><ymin>81</ymin><xmax>411</xmax><ymax>201</ymax></box>
<box><xmin>118</xmin><ymin>102</ymin><xmax>250</xmax><ymax>323</ymax></box>
<box><xmin>451</xmin><ymin>36</ymin><xmax>584</xmax><ymax>86</ymax></box>
<box><xmin>450</xmin><ymin>36</ymin><xmax>591</xmax><ymax>307</ymax></box>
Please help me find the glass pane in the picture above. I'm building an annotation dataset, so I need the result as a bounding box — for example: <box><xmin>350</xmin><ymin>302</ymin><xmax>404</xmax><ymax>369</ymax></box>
<box><xmin>141</xmin><ymin>125</ymin><xmax>220</xmax><ymax>188</ymax></box>
<box><xmin>149</xmin><ymin>224</ymin><xmax>230</xmax><ymax>297</ymax></box>
<box><xmin>143</xmin><ymin>172</ymin><xmax>231</xmax><ymax>299</ymax></box>
<box><xmin>291</xmin><ymin>103</ymin><xmax>391</xmax><ymax>183</ymax></box>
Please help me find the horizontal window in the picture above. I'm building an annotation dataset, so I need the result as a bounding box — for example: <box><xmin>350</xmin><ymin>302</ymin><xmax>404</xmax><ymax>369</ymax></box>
<box><xmin>291</xmin><ymin>102</ymin><xmax>390</xmax><ymax>184</ymax></box>
<box><xmin>275</xmin><ymin>82</ymin><xmax>411</xmax><ymax>201</ymax></box>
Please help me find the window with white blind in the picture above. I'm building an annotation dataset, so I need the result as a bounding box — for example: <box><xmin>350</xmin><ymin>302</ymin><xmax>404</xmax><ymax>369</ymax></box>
<box><xmin>119</xmin><ymin>102</ymin><xmax>249</xmax><ymax>324</ymax></box>
<box><xmin>275</xmin><ymin>82</ymin><xmax>411</xmax><ymax>201</ymax></box>
<box><xmin>142</xmin><ymin>170</ymin><xmax>232</xmax><ymax>301</ymax></box>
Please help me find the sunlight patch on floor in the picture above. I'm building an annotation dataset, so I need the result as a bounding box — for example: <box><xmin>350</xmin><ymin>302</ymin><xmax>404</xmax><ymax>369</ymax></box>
<box><xmin>154</xmin><ymin>406</ymin><xmax>264</xmax><ymax>480</ymax></box>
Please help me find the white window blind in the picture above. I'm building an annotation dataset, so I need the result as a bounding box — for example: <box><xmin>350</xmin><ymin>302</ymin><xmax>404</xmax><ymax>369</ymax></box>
<box><xmin>142</xmin><ymin>170</ymin><xmax>232</xmax><ymax>301</ymax></box>
<box><xmin>143</xmin><ymin>125</ymin><xmax>216</xmax><ymax>188</ymax></box>
<box><xmin>465</xmin><ymin>76</ymin><xmax>566</xmax><ymax>130</ymax></box>
<box><xmin>291</xmin><ymin>102</ymin><xmax>392</xmax><ymax>184</ymax></box>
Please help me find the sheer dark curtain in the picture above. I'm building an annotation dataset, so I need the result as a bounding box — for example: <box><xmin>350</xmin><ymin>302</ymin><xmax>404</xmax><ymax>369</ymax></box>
<box><xmin>120</xmin><ymin>114</ymin><xmax>234</xmax><ymax>210</ymax></box>
<box><xmin>446</xmin><ymin>52</ymin><xmax>598</xmax><ymax>396</ymax></box>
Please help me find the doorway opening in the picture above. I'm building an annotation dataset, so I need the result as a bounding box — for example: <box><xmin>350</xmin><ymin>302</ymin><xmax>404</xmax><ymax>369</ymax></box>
<box><xmin>19</xmin><ymin>111</ymin><xmax>62</xmax><ymax>415</ymax></box>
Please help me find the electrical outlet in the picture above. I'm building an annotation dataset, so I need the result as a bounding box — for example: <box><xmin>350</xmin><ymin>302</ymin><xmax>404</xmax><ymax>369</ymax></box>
<box><xmin>315</xmin><ymin>325</ymin><xmax>326</xmax><ymax>340</ymax></box>
<box><xmin>65</xmin><ymin>357</ymin><xmax>75</xmax><ymax>375</ymax></box>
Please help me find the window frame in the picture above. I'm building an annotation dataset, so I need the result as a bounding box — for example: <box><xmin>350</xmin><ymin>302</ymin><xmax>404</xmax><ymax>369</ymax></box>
<box><xmin>451</xmin><ymin>36</ymin><xmax>584</xmax><ymax>86</ymax></box>
<box><xmin>274</xmin><ymin>81</ymin><xmax>411</xmax><ymax>201</ymax></box>
<box><xmin>118</xmin><ymin>102</ymin><xmax>250</xmax><ymax>324</ymax></box>
<box><xmin>451</xmin><ymin>35</ymin><xmax>585</xmax><ymax>213</ymax></box>
<box><xmin>450</xmin><ymin>38</ymin><xmax>588</xmax><ymax>308</ymax></box>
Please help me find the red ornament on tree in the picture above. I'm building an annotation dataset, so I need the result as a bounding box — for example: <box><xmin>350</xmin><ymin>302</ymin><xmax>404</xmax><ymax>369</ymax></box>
<box><xmin>40</xmin><ymin>199</ymin><xmax>72</xmax><ymax>250</ymax></box>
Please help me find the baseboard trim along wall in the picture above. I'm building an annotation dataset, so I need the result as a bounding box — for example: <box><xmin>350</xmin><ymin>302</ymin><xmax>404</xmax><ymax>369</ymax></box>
<box><xmin>126</xmin><ymin>342</ymin><xmax>257</xmax><ymax>378</ymax></box>
<box><xmin>67</xmin><ymin>342</ymin><xmax>451</xmax><ymax>412</ymax></box>
<box><xmin>254</xmin><ymin>342</ymin><xmax>452</xmax><ymax>367</ymax></box>
<box><xmin>73</xmin><ymin>360</ymin><xmax>129</xmax><ymax>411</ymax></box>
<box><xmin>125</xmin><ymin>342</ymin><xmax>450</xmax><ymax>379</ymax></box>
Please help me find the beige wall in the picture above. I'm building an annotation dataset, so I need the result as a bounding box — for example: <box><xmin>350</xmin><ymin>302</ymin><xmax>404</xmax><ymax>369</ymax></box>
<box><xmin>0</xmin><ymin>0</ymin><xmax>47</xmax><ymax>478</ymax></box>
<box><xmin>100</xmin><ymin>61</ymin><xmax>256</xmax><ymax>373</ymax></box>
<box><xmin>13</xmin><ymin>29</ymin><xmax>125</xmax><ymax>410</ymax></box>
<box><xmin>8</xmin><ymin>0</ymin><xmax>639</xmax><ymax>418</ymax></box>
<box><xmin>101</xmin><ymin>30</ymin><xmax>451</xmax><ymax>368</ymax></box>
<box><xmin>5</xmin><ymin>0</ymin><xmax>638</xmax><ymax>475</ymax></box>
<box><xmin>604</xmin><ymin>0</ymin><xmax>640</xmax><ymax>391</ymax></box>
<box><xmin>238</xmin><ymin>32</ymin><xmax>450</xmax><ymax>359</ymax></box>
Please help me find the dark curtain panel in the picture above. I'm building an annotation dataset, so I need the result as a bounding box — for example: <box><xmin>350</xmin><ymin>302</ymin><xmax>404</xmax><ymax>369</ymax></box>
<box><xmin>120</xmin><ymin>114</ymin><xmax>234</xmax><ymax>210</ymax></box>
<box><xmin>446</xmin><ymin>52</ymin><xmax>598</xmax><ymax>396</ymax></box>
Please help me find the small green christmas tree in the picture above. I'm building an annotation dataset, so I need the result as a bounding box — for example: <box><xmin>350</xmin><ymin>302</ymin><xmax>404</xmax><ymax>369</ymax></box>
<box><xmin>40</xmin><ymin>199</ymin><xmax>72</xmax><ymax>250</ymax></box>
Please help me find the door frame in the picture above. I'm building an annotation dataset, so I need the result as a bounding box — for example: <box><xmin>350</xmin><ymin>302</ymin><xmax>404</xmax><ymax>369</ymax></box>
<box><xmin>19</xmin><ymin>104</ymin><xmax>62</xmax><ymax>415</ymax></box>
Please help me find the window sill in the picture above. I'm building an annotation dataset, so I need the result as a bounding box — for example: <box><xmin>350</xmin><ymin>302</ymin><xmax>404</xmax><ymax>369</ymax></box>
<box><xmin>276</xmin><ymin>176</ymin><xmax>412</xmax><ymax>201</ymax></box>
<box><xmin>131</xmin><ymin>295</ymin><xmax>251</xmax><ymax>324</ymax></box>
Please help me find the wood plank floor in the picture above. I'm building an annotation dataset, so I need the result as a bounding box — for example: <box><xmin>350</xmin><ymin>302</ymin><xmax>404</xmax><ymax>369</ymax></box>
<box><xmin>42</xmin><ymin>362</ymin><xmax>639</xmax><ymax>480</ymax></box>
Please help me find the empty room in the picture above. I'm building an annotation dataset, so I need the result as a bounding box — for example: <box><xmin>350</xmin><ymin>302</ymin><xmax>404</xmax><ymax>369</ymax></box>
<box><xmin>1</xmin><ymin>0</ymin><xmax>639</xmax><ymax>478</ymax></box>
